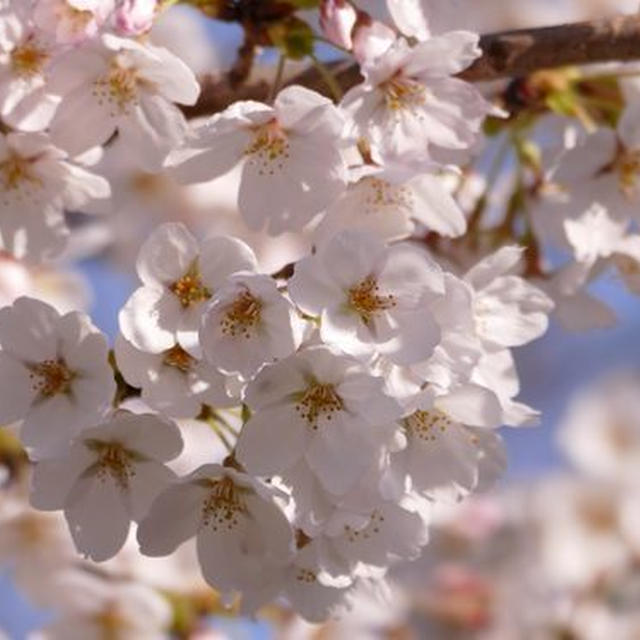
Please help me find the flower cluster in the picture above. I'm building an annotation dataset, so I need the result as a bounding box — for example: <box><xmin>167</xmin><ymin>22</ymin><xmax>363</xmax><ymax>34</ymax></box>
<box><xmin>4</xmin><ymin>0</ymin><xmax>638</xmax><ymax>632</ymax></box>
<box><xmin>272</xmin><ymin>370</ymin><xmax>640</xmax><ymax>639</ymax></box>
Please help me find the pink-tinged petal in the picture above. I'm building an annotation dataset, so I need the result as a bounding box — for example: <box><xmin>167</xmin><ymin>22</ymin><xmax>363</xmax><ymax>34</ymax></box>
<box><xmin>288</xmin><ymin>256</ymin><xmax>342</xmax><ymax>316</ymax></box>
<box><xmin>49</xmin><ymin>86</ymin><xmax>116</xmax><ymax>157</ymax></box>
<box><xmin>0</xmin><ymin>297</ymin><xmax>59</xmax><ymax>361</ymax></box>
<box><xmin>0</xmin><ymin>352</ymin><xmax>36</xmax><ymax>422</ymax></box>
<box><xmin>20</xmin><ymin>394</ymin><xmax>87</xmax><ymax>459</ymax></box>
<box><xmin>119</xmin><ymin>286</ymin><xmax>181</xmax><ymax>353</ymax></box>
<box><xmin>113</xmin><ymin>333</ymin><xmax>154</xmax><ymax>388</ymax></box>
<box><xmin>197</xmin><ymin>521</ymin><xmax>252</xmax><ymax>592</ymax></box>
<box><xmin>105</xmin><ymin>412</ymin><xmax>183</xmax><ymax>461</ymax></box>
<box><xmin>244</xmin><ymin>357</ymin><xmax>307</xmax><ymax>410</ymax></box>
<box><xmin>137</xmin><ymin>43</ymin><xmax>200</xmax><ymax>105</ymax></box>
<box><xmin>122</xmin><ymin>93</ymin><xmax>188</xmax><ymax>171</ymax></box>
<box><xmin>464</xmin><ymin>246</ymin><xmax>524</xmax><ymax>290</ymax></box>
<box><xmin>30</xmin><ymin>445</ymin><xmax>93</xmax><ymax>509</ymax></box>
<box><xmin>378</xmin><ymin>307</ymin><xmax>441</xmax><ymax>365</ymax></box>
<box><xmin>473</xmin><ymin>428</ymin><xmax>507</xmax><ymax>492</ymax></box>
<box><xmin>410</xmin><ymin>174</ymin><xmax>466</xmax><ymax>237</ymax></box>
<box><xmin>236</xmin><ymin>405</ymin><xmax>308</xmax><ymax>476</ymax></box>
<box><xmin>322</xmin><ymin>231</ymin><xmax>385</xmax><ymax>289</ymax></box>
<box><xmin>170</xmin><ymin>129</ymin><xmax>251</xmax><ymax>184</ymax></box>
<box><xmin>137</xmin><ymin>481</ymin><xmax>207</xmax><ymax>556</ymax></box>
<box><xmin>275</xmin><ymin>85</ymin><xmax>345</xmax><ymax>136</ymax></box>
<box><xmin>381</xmin><ymin>243</ymin><xmax>444</xmax><ymax>300</ymax></box>
<box><xmin>128</xmin><ymin>460</ymin><xmax>176</xmax><ymax>520</ymax></box>
<box><xmin>436</xmin><ymin>385</ymin><xmax>502</xmax><ymax>428</ymax></box>
<box><xmin>405</xmin><ymin>31</ymin><xmax>480</xmax><ymax>77</ymax></box>
<box><xmin>65</xmin><ymin>474</ymin><xmax>132</xmax><ymax>562</ymax></box>
<box><xmin>136</xmin><ymin>222</ymin><xmax>199</xmax><ymax>287</ymax></box>
<box><xmin>3</xmin><ymin>85</ymin><xmax>59</xmax><ymax>132</ymax></box>
<box><xmin>198</xmin><ymin>235</ymin><xmax>258</xmax><ymax>289</ymax></box>
<box><xmin>305</xmin><ymin>418</ymin><xmax>374</xmax><ymax>495</ymax></box>
<box><xmin>554</xmin><ymin>129</ymin><xmax>618</xmax><ymax>186</ymax></box>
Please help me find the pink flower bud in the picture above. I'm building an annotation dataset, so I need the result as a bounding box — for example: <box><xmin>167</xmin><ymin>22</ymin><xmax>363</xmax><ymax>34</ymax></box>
<box><xmin>319</xmin><ymin>0</ymin><xmax>357</xmax><ymax>51</ymax></box>
<box><xmin>115</xmin><ymin>0</ymin><xmax>157</xmax><ymax>36</ymax></box>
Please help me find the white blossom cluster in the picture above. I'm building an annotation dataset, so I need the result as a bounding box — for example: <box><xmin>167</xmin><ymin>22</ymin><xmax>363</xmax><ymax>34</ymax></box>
<box><xmin>274</xmin><ymin>370</ymin><xmax>640</xmax><ymax>639</ymax></box>
<box><xmin>8</xmin><ymin>0</ymin><xmax>640</xmax><ymax>632</ymax></box>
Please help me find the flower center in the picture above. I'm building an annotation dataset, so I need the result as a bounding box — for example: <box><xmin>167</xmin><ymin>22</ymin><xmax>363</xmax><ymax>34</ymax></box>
<box><xmin>130</xmin><ymin>172</ymin><xmax>165</xmax><ymax>196</ymax></box>
<box><xmin>244</xmin><ymin>120</ymin><xmax>290</xmax><ymax>176</ymax></box>
<box><xmin>169</xmin><ymin>262</ymin><xmax>211</xmax><ymax>308</ymax></box>
<box><xmin>577</xmin><ymin>495</ymin><xmax>618</xmax><ymax>533</ymax></box>
<box><xmin>94</xmin><ymin>58</ymin><xmax>141</xmax><ymax>113</ymax></box>
<box><xmin>405</xmin><ymin>409</ymin><xmax>453</xmax><ymax>442</ymax></box>
<box><xmin>0</xmin><ymin>155</ymin><xmax>40</xmax><ymax>191</ymax></box>
<box><xmin>616</xmin><ymin>149</ymin><xmax>640</xmax><ymax>198</ymax></box>
<box><xmin>343</xmin><ymin>510</ymin><xmax>384</xmax><ymax>542</ymax></box>
<box><xmin>10</xmin><ymin>41</ymin><xmax>49</xmax><ymax>77</ymax></box>
<box><xmin>348</xmin><ymin>275</ymin><xmax>396</xmax><ymax>325</ymax></box>
<box><xmin>201</xmin><ymin>476</ymin><xmax>248</xmax><ymax>531</ymax></box>
<box><xmin>59</xmin><ymin>5</ymin><xmax>94</xmax><ymax>33</ymax></box>
<box><xmin>364</xmin><ymin>177</ymin><xmax>415</xmax><ymax>214</ymax></box>
<box><xmin>90</xmin><ymin>441</ymin><xmax>136</xmax><ymax>491</ymax></box>
<box><xmin>29</xmin><ymin>359</ymin><xmax>74</xmax><ymax>397</ymax></box>
<box><xmin>295</xmin><ymin>382</ymin><xmax>343</xmax><ymax>430</ymax></box>
<box><xmin>382</xmin><ymin>76</ymin><xmax>427</xmax><ymax>111</ymax></box>
<box><xmin>163</xmin><ymin>345</ymin><xmax>195</xmax><ymax>372</ymax></box>
<box><xmin>295</xmin><ymin>568</ymin><xmax>317</xmax><ymax>584</ymax></box>
<box><xmin>93</xmin><ymin>606</ymin><xmax>127</xmax><ymax>639</ymax></box>
<box><xmin>220</xmin><ymin>289</ymin><xmax>262</xmax><ymax>339</ymax></box>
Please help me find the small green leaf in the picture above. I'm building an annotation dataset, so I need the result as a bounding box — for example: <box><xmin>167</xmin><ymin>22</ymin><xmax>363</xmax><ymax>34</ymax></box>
<box><xmin>268</xmin><ymin>17</ymin><xmax>314</xmax><ymax>60</ymax></box>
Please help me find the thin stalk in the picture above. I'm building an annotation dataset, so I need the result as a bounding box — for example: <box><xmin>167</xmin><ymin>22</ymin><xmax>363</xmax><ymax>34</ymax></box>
<box><xmin>310</xmin><ymin>53</ymin><xmax>343</xmax><ymax>102</ymax></box>
<box><xmin>269</xmin><ymin>53</ymin><xmax>287</xmax><ymax>103</ymax></box>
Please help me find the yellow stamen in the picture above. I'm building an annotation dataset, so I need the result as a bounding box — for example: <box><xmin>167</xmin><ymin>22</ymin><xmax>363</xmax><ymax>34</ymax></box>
<box><xmin>29</xmin><ymin>359</ymin><xmax>74</xmax><ymax>397</ymax></box>
<box><xmin>169</xmin><ymin>262</ymin><xmax>211</xmax><ymax>308</ymax></box>
<box><xmin>295</xmin><ymin>382</ymin><xmax>343</xmax><ymax>430</ymax></box>
<box><xmin>348</xmin><ymin>275</ymin><xmax>396</xmax><ymax>325</ymax></box>
<box><xmin>220</xmin><ymin>290</ymin><xmax>262</xmax><ymax>339</ymax></box>
<box><xmin>201</xmin><ymin>476</ymin><xmax>248</xmax><ymax>531</ymax></box>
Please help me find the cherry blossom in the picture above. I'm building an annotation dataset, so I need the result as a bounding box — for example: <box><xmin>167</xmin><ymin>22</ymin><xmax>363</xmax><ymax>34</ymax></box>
<box><xmin>172</xmin><ymin>85</ymin><xmax>348</xmax><ymax>233</ymax></box>
<box><xmin>341</xmin><ymin>32</ymin><xmax>493</xmax><ymax>165</ymax></box>
<box><xmin>200</xmin><ymin>272</ymin><xmax>305</xmax><ymax>379</ymax></box>
<box><xmin>389</xmin><ymin>385</ymin><xmax>505</xmax><ymax>501</ymax></box>
<box><xmin>119</xmin><ymin>222</ymin><xmax>257</xmax><ymax>355</ymax></box>
<box><xmin>33</xmin><ymin>0</ymin><xmax>114</xmax><ymax>44</ymax></box>
<box><xmin>564</xmin><ymin>203</ymin><xmax>640</xmax><ymax>295</ymax></box>
<box><xmin>0</xmin><ymin>131</ymin><xmax>110</xmax><ymax>260</ymax></box>
<box><xmin>48</xmin><ymin>33</ymin><xmax>199</xmax><ymax>170</ymax></box>
<box><xmin>0</xmin><ymin>3</ymin><xmax>59</xmax><ymax>131</ymax></box>
<box><xmin>0</xmin><ymin>297</ymin><xmax>115</xmax><ymax>458</ymax></box>
<box><xmin>36</xmin><ymin>570</ymin><xmax>172</xmax><ymax>639</ymax></box>
<box><xmin>114</xmin><ymin>334</ymin><xmax>237</xmax><ymax>419</ymax></box>
<box><xmin>30</xmin><ymin>410</ymin><xmax>183</xmax><ymax>561</ymax></box>
<box><xmin>463</xmin><ymin>246</ymin><xmax>554</xmax><ymax>349</ymax></box>
<box><xmin>289</xmin><ymin>231</ymin><xmax>444</xmax><ymax>364</ymax></box>
<box><xmin>236</xmin><ymin>345</ymin><xmax>402</xmax><ymax>495</ymax></box>
<box><xmin>137</xmin><ymin>464</ymin><xmax>294</xmax><ymax>608</ymax></box>
<box><xmin>313</xmin><ymin>168</ymin><xmax>466</xmax><ymax>245</ymax></box>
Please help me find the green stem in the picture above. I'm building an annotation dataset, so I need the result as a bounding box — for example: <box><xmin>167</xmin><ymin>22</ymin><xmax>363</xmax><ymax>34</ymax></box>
<box><xmin>212</xmin><ymin>410</ymin><xmax>239</xmax><ymax>437</ymax></box>
<box><xmin>209</xmin><ymin>420</ymin><xmax>233</xmax><ymax>453</ymax></box>
<box><xmin>269</xmin><ymin>53</ymin><xmax>287</xmax><ymax>103</ymax></box>
<box><xmin>310</xmin><ymin>53</ymin><xmax>343</xmax><ymax>102</ymax></box>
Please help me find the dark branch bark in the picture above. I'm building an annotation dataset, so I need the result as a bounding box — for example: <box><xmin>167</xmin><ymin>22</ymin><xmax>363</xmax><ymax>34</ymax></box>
<box><xmin>183</xmin><ymin>13</ymin><xmax>640</xmax><ymax>118</ymax></box>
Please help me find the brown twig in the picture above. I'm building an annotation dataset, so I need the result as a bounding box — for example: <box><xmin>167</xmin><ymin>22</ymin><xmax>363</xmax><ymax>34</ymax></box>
<box><xmin>184</xmin><ymin>13</ymin><xmax>640</xmax><ymax>118</ymax></box>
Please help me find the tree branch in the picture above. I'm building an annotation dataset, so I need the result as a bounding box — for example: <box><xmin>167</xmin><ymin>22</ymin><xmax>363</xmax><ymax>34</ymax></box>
<box><xmin>183</xmin><ymin>13</ymin><xmax>640</xmax><ymax>118</ymax></box>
